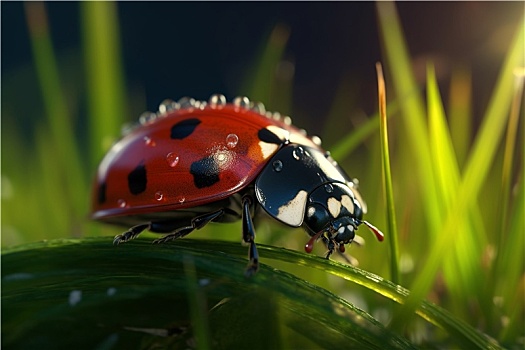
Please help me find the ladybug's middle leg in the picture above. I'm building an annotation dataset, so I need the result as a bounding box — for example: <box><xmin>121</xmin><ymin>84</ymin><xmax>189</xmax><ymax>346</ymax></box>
<box><xmin>242</xmin><ymin>195</ymin><xmax>259</xmax><ymax>277</ymax></box>
<box><xmin>152</xmin><ymin>209</ymin><xmax>225</xmax><ymax>244</ymax></box>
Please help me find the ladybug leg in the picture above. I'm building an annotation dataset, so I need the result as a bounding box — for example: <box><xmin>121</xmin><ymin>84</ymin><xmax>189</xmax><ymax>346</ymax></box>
<box><xmin>321</xmin><ymin>236</ymin><xmax>358</xmax><ymax>266</ymax></box>
<box><xmin>113</xmin><ymin>223</ymin><xmax>151</xmax><ymax>245</ymax></box>
<box><xmin>324</xmin><ymin>236</ymin><xmax>336</xmax><ymax>260</ymax></box>
<box><xmin>242</xmin><ymin>195</ymin><xmax>259</xmax><ymax>277</ymax></box>
<box><xmin>152</xmin><ymin>209</ymin><xmax>225</xmax><ymax>244</ymax></box>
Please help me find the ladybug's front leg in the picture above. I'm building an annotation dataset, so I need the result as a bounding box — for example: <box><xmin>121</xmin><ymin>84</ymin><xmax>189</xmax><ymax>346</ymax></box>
<box><xmin>242</xmin><ymin>195</ymin><xmax>259</xmax><ymax>277</ymax></box>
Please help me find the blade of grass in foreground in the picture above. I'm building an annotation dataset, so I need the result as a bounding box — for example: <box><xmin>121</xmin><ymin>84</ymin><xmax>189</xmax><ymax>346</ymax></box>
<box><xmin>376</xmin><ymin>62</ymin><xmax>400</xmax><ymax>285</ymax></box>
<box><xmin>3</xmin><ymin>238</ymin><xmax>503</xmax><ymax>348</ymax></box>
<box><xmin>2</xmin><ymin>238</ymin><xmax>415</xmax><ymax>350</ymax></box>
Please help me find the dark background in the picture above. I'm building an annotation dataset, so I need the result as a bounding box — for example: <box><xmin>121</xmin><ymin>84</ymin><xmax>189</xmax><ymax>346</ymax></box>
<box><xmin>2</xmin><ymin>2</ymin><xmax>522</xmax><ymax>133</ymax></box>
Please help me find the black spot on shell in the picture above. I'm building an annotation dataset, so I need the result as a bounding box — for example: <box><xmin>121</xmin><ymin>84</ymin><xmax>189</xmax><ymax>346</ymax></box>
<box><xmin>98</xmin><ymin>182</ymin><xmax>107</xmax><ymax>204</ymax></box>
<box><xmin>258</xmin><ymin>128</ymin><xmax>282</xmax><ymax>144</ymax></box>
<box><xmin>190</xmin><ymin>156</ymin><xmax>220</xmax><ymax>188</ymax></box>
<box><xmin>128</xmin><ymin>162</ymin><xmax>147</xmax><ymax>195</ymax></box>
<box><xmin>171</xmin><ymin>118</ymin><xmax>201</xmax><ymax>139</ymax></box>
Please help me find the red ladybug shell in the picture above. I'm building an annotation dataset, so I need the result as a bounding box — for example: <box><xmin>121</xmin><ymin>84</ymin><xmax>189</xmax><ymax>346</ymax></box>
<box><xmin>91</xmin><ymin>100</ymin><xmax>320</xmax><ymax>224</ymax></box>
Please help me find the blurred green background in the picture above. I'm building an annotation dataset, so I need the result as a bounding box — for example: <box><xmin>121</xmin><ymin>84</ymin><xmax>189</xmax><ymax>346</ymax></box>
<box><xmin>2</xmin><ymin>1</ymin><xmax>523</xmax><ymax>348</ymax></box>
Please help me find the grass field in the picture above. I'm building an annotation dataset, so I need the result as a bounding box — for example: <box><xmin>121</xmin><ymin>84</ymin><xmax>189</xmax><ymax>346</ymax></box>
<box><xmin>2</xmin><ymin>2</ymin><xmax>523</xmax><ymax>348</ymax></box>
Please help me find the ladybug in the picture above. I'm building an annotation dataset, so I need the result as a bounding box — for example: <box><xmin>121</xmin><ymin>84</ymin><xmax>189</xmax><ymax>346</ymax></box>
<box><xmin>91</xmin><ymin>94</ymin><xmax>383</xmax><ymax>275</ymax></box>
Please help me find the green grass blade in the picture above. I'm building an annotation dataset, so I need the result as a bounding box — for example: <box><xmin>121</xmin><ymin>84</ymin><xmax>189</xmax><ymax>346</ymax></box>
<box><xmin>392</xmin><ymin>21</ymin><xmax>524</xmax><ymax>330</ymax></box>
<box><xmin>498</xmin><ymin>70</ymin><xmax>524</xmax><ymax>242</ymax></box>
<box><xmin>376</xmin><ymin>1</ymin><xmax>443</xmax><ymax>331</ymax></box>
<box><xmin>427</xmin><ymin>64</ymin><xmax>487</xmax><ymax>321</ymax></box>
<box><xmin>243</xmin><ymin>24</ymin><xmax>291</xmax><ymax>113</ymax></box>
<box><xmin>81</xmin><ymin>1</ymin><xmax>127</xmax><ymax>168</ymax></box>
<box><xmin>2</xmin><ymin>238</ymin><xmax>416</xmax><ymax>349</ymax></box>
<box><xmin>24</xmin><ymin>2</ymin><xmax>87</xmax><ymax>226</ymax></box>
<box><xmin>376</xmin><ymin>1</ymin><xmax>443</xmax><ymax>236</ymax></box>
<box><xmin>448</xmin><ymin>66</ymin><xmax>472</xmax><ymax>167</ymax></box>
<box><xmin>494</xmin><ymin>69</ymin><xmax>524</xmax><ymax>343</ymax></box>
<box><xmin>496</xmin><ymin>176</ymin><xmax>524</xmax><ymax>344</ymax></box>
<box><xmin>376</xmin><ymin>63</ymin><xmax>400</xmax><ymax>284</ymax></box>
<box><xmin>183</xmin><ymin>256</ymin><xmax>211</xmax><ymax>350</ymax></box>
<box><xmin>459</xmin><ymin>26</ymin><xmax>523</xmax><ymax>216</ymax></box>
<box><xmin>329</xmin><ymin>101</ymin><xmax>398</xmax><ymax>161</ymax></box>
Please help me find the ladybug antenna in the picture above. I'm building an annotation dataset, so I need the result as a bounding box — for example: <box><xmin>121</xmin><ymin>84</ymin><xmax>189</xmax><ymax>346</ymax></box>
<box><xmin>360</xmin><ymin>220</ymin><xmax>384</xmax><ymax>242</ymax></box>
<box><xmin>305</xmin><ymin>230</ymin><xmax>324</xmax><ymax>253</ymax></box>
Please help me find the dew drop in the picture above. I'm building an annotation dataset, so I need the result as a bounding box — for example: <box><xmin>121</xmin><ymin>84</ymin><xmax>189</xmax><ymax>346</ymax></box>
<box><xmin>139</xmin><ymin>112</ymin><xmax>156</xmax><ymax>125</ymax></box>
<box><xmin>251</xmin><ymin>101</ymin><xmax>266</xmax><ymax>115</ymax></box>
<box><xmin>178</xmin><ymin>97</ymin><xmax>196</xmax><ymax>108</ymax></box>
<box><xmin>143</xmin><ymin>136</ymin><xmax>156</xmax><ymax>147</ymax></box>
<box><xmin>226</xmin><ymin>133</ymin><xmax>239</xmax><ymax>148</ymax></box>
<box><xmin>209</xmin><ymin>94</ymin><xmax>226</xmax><ymax>107</ymax></box>
<box><xmin>178</xmin><ymin>196</ymin><xmax>186</xmax><ymax>204</ymax></box>
<box><xmin>272</xmin><ymin>160</ymin><xmax>283</xmax><ymax>172</ymax></box>
<box><xmin>166</xmin><ymin>152</ymin><xmax>180</xmax><ymax>167</ymax></box>
<box><xmin>158</xmin><ymin>99</ymin><xmax>179</xmax><ymax>114</ymax></box>
<box><xmin>155</xmin><ymin>191</ymin><xmax>164</xmax><ymax>201</ymax></box>
<box><xmin>68</xmin><ymin>290</ymin><xmax>82</xmax><ymax>306</ymax></box>
<box><xmin>233</xmin><ymin>96</ymin><xmax>250</xmax><ymax>108</ymax></box>
<box><xmin>292</xmin><ymin>146</ymin><xmax>304</xmax><ymax>160</ymax></box>
<box><xmin>311</xmin><ymin>135</ymin><xmax>322</xmax><ymax>146</ymax></box>
<box><xmin>117</xmin><ymin>199</ymin><xmax>127</xmax><ymax>208</ymax></box>
<box><xmin>324</xmin><ymin>184</ymin><xmax>334</xmax><ymax>193</ymax></box>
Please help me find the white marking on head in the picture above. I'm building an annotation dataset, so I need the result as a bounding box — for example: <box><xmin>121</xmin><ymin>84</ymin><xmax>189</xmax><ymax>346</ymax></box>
<box><xmin>307</xmin><ymin>206</ymin><xmax>316</xmax><ymax>218</ymax></box>
<box><xmin>327</xmin><ymin>197</ymin><xmax>341</xmax><ymax>218</ymax></box>
<box><xmin>276</xmin><ymin>190</ymin><xmax>308</xmax><ymax>227</ymax></box>
<box><xmin>341</xmin><ymin>195</ymin><xmax>354</xmax><ymax>214</ymax></box>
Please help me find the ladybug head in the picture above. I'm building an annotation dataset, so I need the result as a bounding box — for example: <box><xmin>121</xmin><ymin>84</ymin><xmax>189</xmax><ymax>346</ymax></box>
<box><xmin>303</xmin><ymin>182</ymin><xmax>383</xmax><ymax>254</ymax></box>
